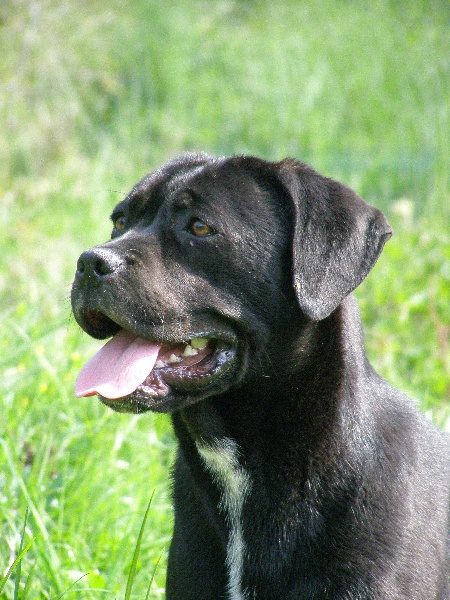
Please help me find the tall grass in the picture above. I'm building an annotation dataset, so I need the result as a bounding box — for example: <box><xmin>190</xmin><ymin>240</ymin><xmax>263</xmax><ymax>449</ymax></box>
<box><xmin>0</xmin><ymin>0</ymin><xmax>448</xmax><ymax>596</ymax></box>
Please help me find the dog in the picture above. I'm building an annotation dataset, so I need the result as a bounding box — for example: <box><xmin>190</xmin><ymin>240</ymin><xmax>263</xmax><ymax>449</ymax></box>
<box><xmin>71</xmin><ymin>154</ymin><xmax>449</xmax><ymax>599</ymax></box>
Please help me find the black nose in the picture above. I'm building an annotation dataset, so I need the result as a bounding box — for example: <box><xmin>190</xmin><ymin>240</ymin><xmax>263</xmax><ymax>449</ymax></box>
<box><xmin>75</xmin><ymin>248</ymin><xmax>123</xmax><ymax>284</ymax></box>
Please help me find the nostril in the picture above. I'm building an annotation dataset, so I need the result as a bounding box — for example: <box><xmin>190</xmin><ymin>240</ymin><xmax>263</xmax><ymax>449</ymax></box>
<box><xmin>94</xmin><ymin>258</ymin><xmax>112</xmax><ymax>277</ymax></box>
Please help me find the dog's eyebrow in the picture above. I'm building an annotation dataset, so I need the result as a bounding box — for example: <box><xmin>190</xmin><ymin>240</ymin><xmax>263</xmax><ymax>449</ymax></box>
<box><xmin>110</xmin><ymin>190</ymin><xmax>160</xmax><ymax>221</ymax></box>
<box><xmin>110</xmin><ymin>199</ymin><xmax>128</xmax><ymax>220</ymax></box>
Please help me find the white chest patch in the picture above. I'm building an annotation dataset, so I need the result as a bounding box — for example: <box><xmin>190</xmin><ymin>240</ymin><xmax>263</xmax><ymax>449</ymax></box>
<box><xmin>196</xmin><ymin>437</ymin><xmax>252</xmax><ymax>600</ymax></box>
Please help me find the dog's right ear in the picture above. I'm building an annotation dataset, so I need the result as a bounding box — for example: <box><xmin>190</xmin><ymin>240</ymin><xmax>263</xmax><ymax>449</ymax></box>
<box><xmin>277</xmin><ymin>159</ymin><xmax>392</xmax><ymax>321</ymax></box>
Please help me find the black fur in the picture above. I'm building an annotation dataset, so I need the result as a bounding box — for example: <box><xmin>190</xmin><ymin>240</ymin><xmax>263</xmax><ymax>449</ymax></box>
<box><xmin>72</xmin><ymin>154</ymin><xmax>450</xmax><ymax>599</ymax></box>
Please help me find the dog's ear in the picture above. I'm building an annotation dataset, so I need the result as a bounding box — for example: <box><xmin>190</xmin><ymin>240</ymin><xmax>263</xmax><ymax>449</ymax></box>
<box><xmin>277</xmin><ymin>160</ymin><xmax>392</xmax><ymax>321</ymax></box>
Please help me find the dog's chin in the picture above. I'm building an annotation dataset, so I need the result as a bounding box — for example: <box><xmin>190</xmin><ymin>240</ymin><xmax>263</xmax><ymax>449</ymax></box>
<box><xmin>98</xmin><ymin>345</ymin><xmax>240</xmax><ymax>414</ymax></box>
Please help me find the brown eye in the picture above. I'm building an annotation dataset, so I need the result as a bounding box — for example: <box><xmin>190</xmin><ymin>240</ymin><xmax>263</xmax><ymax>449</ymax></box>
<box><xmin>190</xmin><ymin>219</ymin><xmax>213</xmax><ymax>237</ymax></box>
<box><xmin>114</xmin><ymin>216</ymin><xmax>126</xmax><ymax>232</ymax></box>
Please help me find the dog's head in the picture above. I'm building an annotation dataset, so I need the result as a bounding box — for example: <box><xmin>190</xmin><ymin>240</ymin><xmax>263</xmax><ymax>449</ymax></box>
<box><xmin>71</xmin><ymin>154</ymin><xmax>391</xmax><ymax>413</ymax></box>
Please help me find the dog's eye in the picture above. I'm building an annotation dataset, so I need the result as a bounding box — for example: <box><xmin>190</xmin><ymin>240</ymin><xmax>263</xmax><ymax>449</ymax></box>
<box><xmin>189</xmin><ymin>219</ymin><xmax>214</xmax><ymax>237</ymax></box>
<box><xmin>113</xmin><ymin>216</ymin><xmax>126</xmax><ymax>232</ymax></box>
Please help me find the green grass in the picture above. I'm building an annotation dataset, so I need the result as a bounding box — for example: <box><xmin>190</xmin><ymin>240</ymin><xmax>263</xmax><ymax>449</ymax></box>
<box><xmin>0</xmin><ymin>0</ymin><xmax>448</xmax><ymax>596</ymax></box>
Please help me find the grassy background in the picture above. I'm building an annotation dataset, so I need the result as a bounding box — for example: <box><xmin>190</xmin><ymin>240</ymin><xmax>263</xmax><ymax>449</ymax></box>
<box><xmin>0</xmin><ymin>0</ymin><xmax>448</xmax><ymax>597</ymax></box>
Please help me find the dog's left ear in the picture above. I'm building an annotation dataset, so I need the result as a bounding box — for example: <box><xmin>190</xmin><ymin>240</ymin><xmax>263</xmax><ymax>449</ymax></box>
<box><xmin>277</xmin><ymin>160</ymin><xmax>392</xmax><ymax>321</ymax></box>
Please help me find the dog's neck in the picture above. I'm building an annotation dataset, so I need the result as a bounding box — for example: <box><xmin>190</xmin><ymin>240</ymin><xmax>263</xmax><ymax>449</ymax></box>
<box><xmin>177</xmin><ymin>294</ymin><xmax>368</xmax><ymax>466</ymax></box>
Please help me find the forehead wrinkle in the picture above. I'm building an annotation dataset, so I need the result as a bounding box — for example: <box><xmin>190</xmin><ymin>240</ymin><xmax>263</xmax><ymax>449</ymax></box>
<box><xmin>166</xmin><ymin>162</ymin><xmax>214</xmax><ymax>197</ymax></box>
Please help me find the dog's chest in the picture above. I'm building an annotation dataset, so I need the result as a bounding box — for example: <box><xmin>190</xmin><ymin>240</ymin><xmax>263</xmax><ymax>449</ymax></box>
<box><xmin>196</xmin><ymin>437</ymin><xmax>252</xmax><ymax>600</ymax></box>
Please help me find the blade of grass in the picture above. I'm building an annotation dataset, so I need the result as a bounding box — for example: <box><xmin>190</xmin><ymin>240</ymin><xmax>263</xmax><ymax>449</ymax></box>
<box><xmin>0</xmin><ymin>538</ymin><xmax>34</xmax><ymax>593</ymax></box>
<box><xmin>14</xmin><ymin>507</ymin><xmax>29</xmax><ymax>600</ymax></box>
<box><xmin>144</xmin><ymin>549</ymin><xmax>164</xmax><ymax>600</ymax></box>
<box><xmin>124</xmin><ymin>491</ymin><xmax>155</xmax><ymax>600</ymax></box>
<box><xmin>51</xmin><ymin>573</ymin><xmax>88</xmax><ymax>600</ymax></box>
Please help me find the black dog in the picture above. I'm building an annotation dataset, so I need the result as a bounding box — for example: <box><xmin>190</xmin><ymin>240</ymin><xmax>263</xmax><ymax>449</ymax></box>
<box><xmin>71</xmin><ymin>154</ymin><xmax>449</xmax><ymax>599</ymax></box>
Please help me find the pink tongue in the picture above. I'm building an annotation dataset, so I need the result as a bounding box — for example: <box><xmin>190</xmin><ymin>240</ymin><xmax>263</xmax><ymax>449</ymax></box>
<box><xmin>75</xmin><ymin>330</ymin><xmax>161</xmax><ymax>400</ymax></box>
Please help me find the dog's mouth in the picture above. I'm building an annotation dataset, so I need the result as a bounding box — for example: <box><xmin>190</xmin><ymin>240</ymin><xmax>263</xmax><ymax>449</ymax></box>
<box><xmin>74</xmin><ymin>311</ymin><xmax>238</xmax><ymax>413</ymax></box>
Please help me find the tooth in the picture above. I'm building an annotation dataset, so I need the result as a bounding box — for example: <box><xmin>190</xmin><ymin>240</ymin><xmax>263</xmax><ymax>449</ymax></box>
<box><xmin>155</xmin><ymin>360</ymin><xmax>165</xmax><ymax>369</ymax></box>
<box><xmin>182</xmin><ymin>345</ymin><xmax>198</xmax><ymax>357</ymax></box>
<box><xmin>168</xmin><ymin>354</ymin><xmax>182</xmax><ymax>364</ymax></box>
<box><xmin>190</xmin><ymin>338</ymin><xmax>209</xmax><ymax>350</ymax></box>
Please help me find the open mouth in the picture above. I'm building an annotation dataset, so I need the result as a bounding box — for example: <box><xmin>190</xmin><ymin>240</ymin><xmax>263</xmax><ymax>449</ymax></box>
<box><xmin>74</xmin><ymin>312</ymin><xmax>238</xmax><ymax>412</ymax></box>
